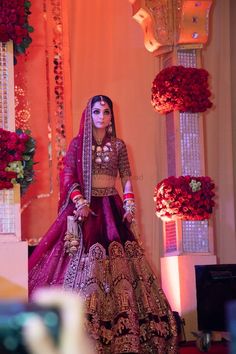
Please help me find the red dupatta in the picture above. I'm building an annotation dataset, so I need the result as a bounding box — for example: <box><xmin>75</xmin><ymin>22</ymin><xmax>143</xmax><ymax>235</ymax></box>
<box><xmin>58</xmin><ymin>98</ymin><xmax>93</xmax><ymax>211</ymax></box>
<box><xmin>58</xmin><ymin>95</ymin><xmax>116</xmax><ymax>212</ymax></box>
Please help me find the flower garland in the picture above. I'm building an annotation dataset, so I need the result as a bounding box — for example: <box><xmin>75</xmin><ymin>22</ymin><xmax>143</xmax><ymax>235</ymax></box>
<box><xmin>0</xmin><ymin>0</ymin><xmax>33</xmax><ymax>57</ymax></box>
<box><xmin>154</xmin><ymin>175</ymin><xmax>215</xmax><ymax>221</ymax></box>
<box><xmin>151</xmin><ymin>66</ymin><xmax>212</xmax><ymax>114</ymax></box>
<box><xmin>0</xmin><ymin>128</ymin><xmax>36</xmax><ymax>194</ymax></box>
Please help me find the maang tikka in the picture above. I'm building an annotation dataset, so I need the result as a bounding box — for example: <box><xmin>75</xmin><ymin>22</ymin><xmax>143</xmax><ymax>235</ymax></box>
<box><xmin>100</xmin><ymin>96</ymin><xmax>105</xmax><ymax>106</ymax></box>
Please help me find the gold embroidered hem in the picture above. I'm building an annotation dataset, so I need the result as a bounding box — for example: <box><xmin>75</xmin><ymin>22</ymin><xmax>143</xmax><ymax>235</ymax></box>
<box><xmin>91</xmin><ymin>187</ymin><xmax>118</xmax><ymax>196</ymax></box>
<box><xmin>64</xmin><ymin>241</ymin><xmax>178</xmax><ymax>354</ymax></box>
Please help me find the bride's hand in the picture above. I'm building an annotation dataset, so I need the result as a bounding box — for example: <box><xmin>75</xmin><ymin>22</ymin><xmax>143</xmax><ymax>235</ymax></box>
<box><xmin>73</xmin><ymin>204</ymin><xmax>91</xmax><ymax>222</ymax></box>
<box><xmin>122</xmin><ymin>211</ymin><xmax>134</xmax><ymax>223</ymax></box>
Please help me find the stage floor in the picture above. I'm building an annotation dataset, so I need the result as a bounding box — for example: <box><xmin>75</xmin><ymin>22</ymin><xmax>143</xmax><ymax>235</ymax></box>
<box><xmin>179</xmin><ymin>341</ymin><xmax>229</xmax><ymax>354</ymax></box>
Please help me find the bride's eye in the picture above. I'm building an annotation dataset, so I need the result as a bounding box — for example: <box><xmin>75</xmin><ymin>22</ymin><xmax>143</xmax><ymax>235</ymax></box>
<box><xmin>93</xmin><ymin>109</ymin><xmax>100</xmax><ymax>115</ymax></box>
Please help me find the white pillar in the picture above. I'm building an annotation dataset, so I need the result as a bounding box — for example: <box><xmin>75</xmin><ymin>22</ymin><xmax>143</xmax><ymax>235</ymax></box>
<box><xmin>0</xmin><ymin>41</ymin><xmax>28</xmax><ymax>300</ymax></box>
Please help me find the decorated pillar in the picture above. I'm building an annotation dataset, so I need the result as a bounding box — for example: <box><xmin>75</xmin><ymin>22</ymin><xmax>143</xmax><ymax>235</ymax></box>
<box><xmin>0</xmin><ymin>0</ymin><xmax>72</xmax><ymax>298</ymax></box>
<box><xmin>0</xmin><ymin>41</ymin><xmax>20</xmax><ymax>241</ymax></box>
<box><xmin>0</xmin><ymin>2</ymin><xmax>34</xmax><ymax>299</ymax></box>
<box><xmin>129</xmin><ymin>0</ymin><xmax>216</xmax><ymax>339</ymax></box>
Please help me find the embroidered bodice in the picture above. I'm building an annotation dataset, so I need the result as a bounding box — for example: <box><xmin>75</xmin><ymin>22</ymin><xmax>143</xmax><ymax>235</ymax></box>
<box><xmin>60</xmin><ymin>135</ymin><xmax>132</xmax><ymax>201</ymax></box>
<box><xmin>92</xmin><ymin>136</ymin><xmax>131</xmax><ymax>179</ymax></box>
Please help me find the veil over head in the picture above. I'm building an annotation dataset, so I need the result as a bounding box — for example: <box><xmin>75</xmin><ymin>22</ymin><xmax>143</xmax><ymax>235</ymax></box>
<box><xmin>58</xmin><ymin>95</ymin><xmax>116</xmax><ymax>211</ymax></box>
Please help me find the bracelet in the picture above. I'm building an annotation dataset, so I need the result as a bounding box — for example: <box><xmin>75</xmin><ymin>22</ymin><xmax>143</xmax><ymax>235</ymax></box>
<box><xmin>71</xmin><ymin>189</ymin><xmax>83</xmax><ymax>202</ymax></box>
<box><xmin>123</xmin><ymin>199</ymin><xmax>136</xmax><ymax>216</ymax></box>
<box><xmin>75</xmin><ymin>197</ymin><xmax>88</xmax><ymax>207</ymax></box>
<box><xmin>73</xmin><ymin>195</ymin><xmax>83</xmax><ymax>203</ymax></box>
<box><xmin>123</xmin><ymin>192</ymin><xmax>134</xmax><ymax>201</ymax></box>
<box><xmin>75</xmin><ymin>199</ymin><xmax>89</xmax><ymax>210</ymax></box>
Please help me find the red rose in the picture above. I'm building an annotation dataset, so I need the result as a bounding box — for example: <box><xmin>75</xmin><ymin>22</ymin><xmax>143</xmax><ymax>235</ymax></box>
<box><xmin>9</xmin><ymin>14</ymin><xmax>17</xmax><ymax>23</ymax></box>
<box><xmin>152</xmin><ymin>66</ymin><xmax>213</xmax><ymax>114</ymax></box>
<box><xmin>154</xmin><ymin>175</ymin><xmax>215</xmax><ymax>221</ymax></box>
<box><xmin>0</xmin><ymin>181</ymin><xmax>13</xmax><ymax>189</ymax></box>
<box><xmin>16</xmin><ymin>143</ymin><xmax>26</xmax><ymax>152</ymax></box>
<box><xmin>10</xmin><ymin>0</ymin><xmax>18</xmax><ymax>7</ymax></box>
<box><xmin>0</xmin><ymin>1</ymin><xmax>33</xmax><ymax>56</ymax></box>
<box><xmin>18</xmin><ymin>16</ymin><xmax>25</xmax><ymax>25</ymax></box>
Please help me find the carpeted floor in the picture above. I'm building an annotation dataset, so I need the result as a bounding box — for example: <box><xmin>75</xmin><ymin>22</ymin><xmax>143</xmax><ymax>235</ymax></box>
<box><xmin>179</xmin><ymin>341</ymin><xmax>229</xmax><ymax>353</ymax></box>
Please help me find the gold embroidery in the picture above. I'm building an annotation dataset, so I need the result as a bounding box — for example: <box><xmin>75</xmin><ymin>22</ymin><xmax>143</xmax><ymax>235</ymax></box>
<box><xmin>91</xmin><ymin>187</ymin><xmax>118</xmax><ymax>197</ymax></box>
<box><xmin>66</xmin><ymin>241</ymin><xmax>178</xmax><ymax>353</ymax></box>
<box><xmin>92</xmin><ymin>137</ymin><xmax>131</xmax><ymax>179</ymax></box>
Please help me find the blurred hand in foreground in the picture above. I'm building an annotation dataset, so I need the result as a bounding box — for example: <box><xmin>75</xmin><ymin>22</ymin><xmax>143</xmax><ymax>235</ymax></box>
<box><xmin>23</xmin><ymin>288</ymin><xmax>95</xmax><ymax>354</ymax></box>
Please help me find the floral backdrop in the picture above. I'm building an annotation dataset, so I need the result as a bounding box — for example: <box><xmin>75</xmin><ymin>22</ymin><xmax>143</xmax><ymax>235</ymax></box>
<box><xmin>151</xmin><ymin>66</ymin><xmax>212</xmax><ymax>114</ymax></box>
<box><xmin>154</xmin><ymin>175</ymin><xmax>215</xmax><ymax>221</ymax></box>
<box><xmin>0</xmin><ymin>128</ymin><xmax>35</xmax><ymax>194</ymax></box>
<box><xmin>0</xmin><ymin>0</ymin><xmax>33</xmax><ymax>59</ymax></box>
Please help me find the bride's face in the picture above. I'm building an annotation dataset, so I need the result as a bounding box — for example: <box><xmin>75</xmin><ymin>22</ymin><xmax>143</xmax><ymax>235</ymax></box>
<box><xmin>92</xmin><ymin>101</ymin><xmax>111</xmax><ymax>129</ymax></box>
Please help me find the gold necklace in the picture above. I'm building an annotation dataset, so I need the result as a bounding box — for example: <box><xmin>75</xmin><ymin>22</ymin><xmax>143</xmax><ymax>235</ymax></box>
<box><xmin>95</xmin><ymin>137</ymin><xmax>103</xmax><ymax>145</ymax></box>
<box><xmin>93</xmin><ymin>132</ymin><xmax>105</xmax><ymax>146</ymax></box>
<box><xmin>92</xmin><ymin>140</ymin><xmax>112</xmax><ymax>164</ymax></box>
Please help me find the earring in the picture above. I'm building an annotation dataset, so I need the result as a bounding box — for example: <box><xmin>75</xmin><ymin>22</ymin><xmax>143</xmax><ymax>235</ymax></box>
<box><xmin>107</xmin><ymin>122</ymin><xmax>113</xmax><ymax>135</ymax></box>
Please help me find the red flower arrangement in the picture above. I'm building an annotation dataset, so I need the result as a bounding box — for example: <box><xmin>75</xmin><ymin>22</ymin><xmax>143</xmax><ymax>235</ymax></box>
<box><xmin>154</xmin><ymin>175</ymin><xmax>215</xmax><ymax>221</ymax></box>
<box><xmin>151</xmin><ymin>66</ymin><xmax>212</xmax><ymax>114</ymax></box>
<box><xmin>0</xmin><ymin>128</ymin><xmax>36</xmax><ymax>194</ymax></box>
<box><xmin>0</xmin><ymin>0</ymin><xmax>33</xmax><ymax>57</ymax></box>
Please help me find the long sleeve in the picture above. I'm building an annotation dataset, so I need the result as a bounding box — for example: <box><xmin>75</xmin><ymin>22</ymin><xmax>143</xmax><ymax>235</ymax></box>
<box><xmin>58</xmin><ymin>138</ymin><xmax>80</xmax><ymax>210</ymax></box>
<box><xmin>117</xmin><ymin>140</ymin><xmax>131</xmax><ymax>178</ymax></box>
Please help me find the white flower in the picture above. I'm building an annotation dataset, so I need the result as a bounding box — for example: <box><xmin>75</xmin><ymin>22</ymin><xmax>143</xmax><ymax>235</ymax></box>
<box><xmin>189</xmin><ymin>179</ymin><xmax>201</xmax><ymax>192</ymax></box>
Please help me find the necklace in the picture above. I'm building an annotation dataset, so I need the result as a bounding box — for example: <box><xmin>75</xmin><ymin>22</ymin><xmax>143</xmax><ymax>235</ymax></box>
<box><xmin>95</xmin><ymin>137</ymin><xmax>103</xmax><ymax>145</ymax></box>
<box><xmin>92</xmin><ymin>140</ymin><xmax>112</xmax><ymax>164</ymax></box>
<box><xmin>93</xmin><ymin>132</ymin><xmax>105</xmax><ymax>146</ymax></box>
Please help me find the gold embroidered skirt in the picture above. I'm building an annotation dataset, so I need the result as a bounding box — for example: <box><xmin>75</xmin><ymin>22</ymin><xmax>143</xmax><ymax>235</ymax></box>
<box><xmin>64</xmin><ymin>240</ymin><xmax>178</xmax><ymax>354</ymax></box>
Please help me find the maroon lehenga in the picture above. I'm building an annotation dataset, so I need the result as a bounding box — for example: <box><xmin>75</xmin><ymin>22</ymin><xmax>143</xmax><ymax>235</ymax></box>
<box><xmin>29</xmin><ymin>98</ymin><xmax>177</xmax><ymax>353</ymax></box>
